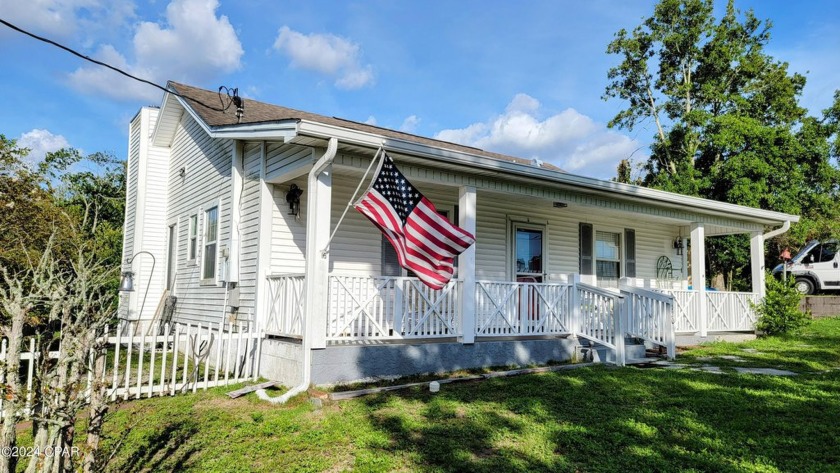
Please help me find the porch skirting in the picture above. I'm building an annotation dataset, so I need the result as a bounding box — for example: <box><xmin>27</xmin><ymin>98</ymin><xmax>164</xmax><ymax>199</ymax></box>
<box><xmin>308</xmin><ymin>337</ymin><xmax>578</xmax><ymax>386</ymax></box>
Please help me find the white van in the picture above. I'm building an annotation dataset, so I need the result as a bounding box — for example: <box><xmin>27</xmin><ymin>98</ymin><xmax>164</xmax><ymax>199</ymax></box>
<box><xmin>772</xmin><ymin>240</ymin><xmax>840</xmax><ymax>294</ymax></box>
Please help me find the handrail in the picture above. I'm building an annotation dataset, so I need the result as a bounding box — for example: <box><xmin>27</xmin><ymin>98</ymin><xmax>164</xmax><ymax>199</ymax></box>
<box><xmin>578</xmin><ymin>282</ymin><xmax>624</xmax><ymax>300</ymax></box>
<box><xmin>266</xmin><ymin>273</ymin><xmax>306</xmax><ymax>279</ymax></box>
<box><xmin>619</xmin><ymin>284</ymin><xmax>674</xmax><ymax>303</ymax></box>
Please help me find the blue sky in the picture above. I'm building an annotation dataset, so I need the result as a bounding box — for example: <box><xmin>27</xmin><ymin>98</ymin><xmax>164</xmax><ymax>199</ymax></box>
<box><xmin>0</xmin><ymin>0</ymin><xmax>837</xmax><ymax>179</ymax></box>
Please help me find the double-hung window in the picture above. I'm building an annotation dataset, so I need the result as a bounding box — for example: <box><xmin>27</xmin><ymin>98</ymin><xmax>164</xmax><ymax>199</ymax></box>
<box><xmin>202</xmin><ymin>207</ymin><xmax>218</xmax><ymax>280</ymax></box>
<box><xmin>595</xmin><ymin>231</ymin><xmax>621</xmax><ymax>280</ymax></box>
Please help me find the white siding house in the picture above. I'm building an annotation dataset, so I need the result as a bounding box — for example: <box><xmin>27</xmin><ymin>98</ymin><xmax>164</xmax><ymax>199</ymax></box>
<box><xmin>120</xmin><ymin>82</ymin><xmax>799</xmax><ymax>387</ymax></box>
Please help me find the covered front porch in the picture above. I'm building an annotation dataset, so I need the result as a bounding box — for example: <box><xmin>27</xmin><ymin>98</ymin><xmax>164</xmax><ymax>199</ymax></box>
<box><xmin>265</xmin><ymin>272</ymin><xmax>683</xmax><ymax>364</ymax></box>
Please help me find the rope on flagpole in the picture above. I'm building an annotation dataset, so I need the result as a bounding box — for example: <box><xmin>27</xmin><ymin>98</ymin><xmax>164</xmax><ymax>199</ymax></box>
<box><xmin>321</xmin><ymin>144</ymin><xmax>385</xmax><ymax>258</ymax></box>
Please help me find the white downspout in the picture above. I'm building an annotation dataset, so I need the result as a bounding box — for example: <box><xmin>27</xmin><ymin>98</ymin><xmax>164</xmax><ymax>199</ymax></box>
<box><xmin>762</xmin><ymin>220</ymin><xmax>791</xmax><ymax>240</ymax></box>
<box><xmin>257</xmin><ymin>137</ymin><xmax>338</xmax><ymax>404</ymax></box>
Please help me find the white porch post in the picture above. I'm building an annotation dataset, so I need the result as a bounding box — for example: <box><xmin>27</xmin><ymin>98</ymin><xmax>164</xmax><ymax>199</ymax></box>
<box><xmin>254</xmin><ymin>142</ymin><xmax>273</xmax><ymax>330</ymax></box>
<box><xmin>690</xmin><ymin>223</ymin><xmax>707</xmax><ymax>337</ymax></box>
<box><xmin>459</xmin><ymin>186</ymin><xmax>477</xmax><ymax>344</ymax></box>
<box><xmin>305</xmin><ymin>152</ymin><xmax>333</xmax><ymax>350</ymax></box>
<box><xmin>750</xmin><ymin>231</ymin><xmax>766</xmax><ymax>298</ymax></box>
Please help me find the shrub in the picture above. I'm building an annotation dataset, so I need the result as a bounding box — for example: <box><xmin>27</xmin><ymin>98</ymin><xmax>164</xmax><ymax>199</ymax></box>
<box><xmin>753</xmin><ymin>273</ymin><xmax>811</xmax><ymax>336</ymax></box>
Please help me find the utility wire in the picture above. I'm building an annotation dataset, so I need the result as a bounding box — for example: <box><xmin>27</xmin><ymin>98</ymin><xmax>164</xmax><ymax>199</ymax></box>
<box><xmin>0</xmin><ymin>17</ymin><xmax>234</xmax><ymax>113</ymax></box>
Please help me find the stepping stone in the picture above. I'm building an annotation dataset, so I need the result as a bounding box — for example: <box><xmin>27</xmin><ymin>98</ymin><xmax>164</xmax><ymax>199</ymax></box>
<box><xmin>733</xmin><ymin>367</ymin><xmax>797</xmax><ymax>376</ymax></box>
<box><xmin>740</xmin><ymin>348</ymin><xmax>762</xmax><ymax>354</ymax></box>
<box><xmin>718</xmin><ymin>355</ymin><xmax>746</xmax><ymax>362</ymax></box>
<box><xmin>696</xmin><ymin>365</ymin><xmax>723</xmax><ymax>373</ymax></box>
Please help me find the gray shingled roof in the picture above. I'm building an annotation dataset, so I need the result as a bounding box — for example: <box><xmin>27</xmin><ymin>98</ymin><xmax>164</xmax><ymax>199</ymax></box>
<box><xmin>168</xmin><ymin>81</ymin><xmax>562</xmax><ymax>171</ymax></box>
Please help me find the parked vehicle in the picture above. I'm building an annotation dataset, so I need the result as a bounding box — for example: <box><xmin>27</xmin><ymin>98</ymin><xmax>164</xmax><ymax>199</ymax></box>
<box><xmin>772</xmin><ymin>240</ymin><xmax>840</xmax><ymax>294</ymax></box>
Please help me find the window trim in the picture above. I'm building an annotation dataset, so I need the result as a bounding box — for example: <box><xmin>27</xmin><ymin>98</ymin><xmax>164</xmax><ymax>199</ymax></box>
<box><xmin>165</xmin><ymin>218</ymin><xmax>179</xmax><ymax>291</ymax></box>
<box><xmin>200</xmin><ymin>203</ymin><xmax>220</xmax><ymax>285</ymax></box>
<box><xmin>187</xmin><ymin>214</ymin><xmax>198</xmax><ymax>264</ymax></box>
<box><xmin>508</xmin><ymin>217</ymin><xmax>549</xmax><ymax>282</ymax></box>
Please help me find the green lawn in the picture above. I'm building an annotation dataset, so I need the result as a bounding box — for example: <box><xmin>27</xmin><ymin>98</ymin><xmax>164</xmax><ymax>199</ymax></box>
<box><xmin>41</xmin><ymin>318</ymin><xmax>840</xmax><ymax>472</ymax></box>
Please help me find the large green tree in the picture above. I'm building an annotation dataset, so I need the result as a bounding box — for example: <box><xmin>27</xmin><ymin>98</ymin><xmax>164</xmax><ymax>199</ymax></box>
<box><xmin>604</xmin><ymin>0</ymin><xmax>840</xmax><ymax>288</ymax></box>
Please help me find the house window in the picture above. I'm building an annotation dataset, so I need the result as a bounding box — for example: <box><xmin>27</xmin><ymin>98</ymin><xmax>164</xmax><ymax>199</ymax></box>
<box><xmin>202</xmin><ymin>207</ymin><xmax>218</xmax><ymax>280</ymax></box>
<box><xmin>188</xmin><ymin>215</ymin><xmax>198</xmax><ymax>261</ymax></box>
<box><xmin>595</xmin><ymin>230</ymin><xmax>621</xmax><ymax>280</ymax></box>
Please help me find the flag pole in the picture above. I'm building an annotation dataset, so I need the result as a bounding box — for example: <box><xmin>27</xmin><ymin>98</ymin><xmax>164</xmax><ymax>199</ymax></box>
<box><xmin>320</xmin><ymin>143</ymin><xmax>386</xmax><ymax>257</ymax></box>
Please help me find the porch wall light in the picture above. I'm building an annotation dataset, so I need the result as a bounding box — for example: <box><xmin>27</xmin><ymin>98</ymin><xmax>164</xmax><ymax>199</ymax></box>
<box><xmin>673</xmin><ymin>237</ymin><xmax>684</xmax><ymax>256</ymax></box>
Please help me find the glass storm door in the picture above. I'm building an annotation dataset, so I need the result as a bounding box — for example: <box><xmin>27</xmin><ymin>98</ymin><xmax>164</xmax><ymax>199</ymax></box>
<box><xmin>515</xmin><ymin>226</ymin><xmax>545</xmax><ymax>283</ymax></box>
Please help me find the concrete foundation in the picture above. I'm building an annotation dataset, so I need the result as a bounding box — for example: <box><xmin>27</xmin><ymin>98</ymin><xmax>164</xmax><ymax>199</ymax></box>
<box><xmin>259</xmin><ymin>337</ymin><xmax>304</xmax><ymax>386</ymax></box>
<box><xmin>800</xmin><ymin>296</ymin><xmax>840</xmax><ymax>318</ymax></box>
<box><xmin>309</xmin><ymin>337</ymin><xmax>578</xmax><ymax>386</ymax></box>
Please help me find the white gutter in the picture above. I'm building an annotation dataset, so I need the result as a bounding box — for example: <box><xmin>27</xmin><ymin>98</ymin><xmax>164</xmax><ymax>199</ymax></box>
<box><xmin>257</xmin><ymin>137</ymin><xmax>338</xmax><ymax>404</ymax></box>
<box><xmin>762</xmin><ymin>220</ymin><xmax>791</xmax><ymax>240</ymax></box>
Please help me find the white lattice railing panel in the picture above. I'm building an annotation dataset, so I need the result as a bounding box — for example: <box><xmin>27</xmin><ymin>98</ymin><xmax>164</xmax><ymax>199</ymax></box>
<box><xmin>327</xmin><ymin>275</ymin><xmax>462</xmax><ymax>341</ymax></box>
<box><xmin>706</xmin><ymin>291</ymin><xmax>760</xmax><ymax>332</ymax></box>
<box><xmin>265</xmin><ymin>274</ymin><xmax>305</xmax><ymax>337</ymax></box>
<box><xmin>475</xmin><ymin>281</ymin><xmax>573</xmax><ymax>336</ymax></box>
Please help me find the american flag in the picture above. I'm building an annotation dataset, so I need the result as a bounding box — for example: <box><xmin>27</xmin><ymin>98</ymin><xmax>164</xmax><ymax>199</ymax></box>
<box><xmin>354</xmin><ymin>153</ymin><xmax>476</xmax><ymax>290</ymax></box>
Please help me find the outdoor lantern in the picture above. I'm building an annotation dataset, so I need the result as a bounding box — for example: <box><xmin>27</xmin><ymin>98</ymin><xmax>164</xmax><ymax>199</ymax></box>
<box><xmin>118</xmin><ymin>251</ymin><xmax>156</xmax><ymax>322</ymax></box>
<box><xmin>286</xmin><ymin>183</ymin><xmax>303</xmax><ymax>217</ymax></box>
<box><xmin>119</xmin><ymin>270</ymin><xmax>135</xmax><ymax>292</ymax></box>
<box><xmin>673</xmin><ymin>237</ymin><xmax>684</xmax><ymax>256</ymax></box>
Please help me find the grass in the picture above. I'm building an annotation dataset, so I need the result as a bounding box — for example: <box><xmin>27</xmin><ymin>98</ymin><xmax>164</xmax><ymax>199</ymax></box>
<box><xmin>20</xmin><ymin>317</ymin><xmax>840</xmax><ymax>472</ymax></box>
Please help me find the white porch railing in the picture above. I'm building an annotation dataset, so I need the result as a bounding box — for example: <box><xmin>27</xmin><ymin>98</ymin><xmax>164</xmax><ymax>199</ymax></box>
<box><xmin>661</xmin><ymin>289</ymin><xmax>759</xmax><ymax>334</ymax></box>
<box><xmin>576</xmin><ymin>283</ymin><xmax>622</xmax><ymax>361</ymax></box>
<box><xmin>475</xmin><ymin>281</ymin><xmax>573</xmax><ymax>336</ymax></box>
<box><xmin>707</xmin><ymin>291</ymin><xmax>760</xmax><ymax>332</ymax></box>
<box><xmin>266</xmin><ymin>274</ymin><xmax>305</xmax><ymax>337</ymax></box>
<box><xmin>266</xmin><ymin>273</ymin><xmax>780</xmax><ymax>365</ymax></box>
<box><xmin>620</xmin><ymin>284</ymin><xmax>675</xmax><ymax>359</ymax></box>
<box><xmin>326</xmin><ymin>275</ymin><xmax>462</xmax><ymax>341</ymax></box>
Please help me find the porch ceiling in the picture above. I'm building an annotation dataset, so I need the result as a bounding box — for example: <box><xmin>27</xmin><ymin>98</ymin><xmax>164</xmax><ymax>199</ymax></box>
<box><xmin>329</xmin><ymin>154</ymin><xmax>765</xmax><ymax>234</ymax></box>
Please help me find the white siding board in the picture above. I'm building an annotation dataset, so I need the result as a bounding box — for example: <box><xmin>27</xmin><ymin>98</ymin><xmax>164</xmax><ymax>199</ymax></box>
<box><xmin>237</xmin><ymin>143</ymin><xmax>263</xmax><ymax>315</ymax></box>
<box><xmin>271</xmin><ymin>181</ymin><xmax>307</xmax><ymax>274</ymax></box>
<box><xmin>166</xmin><ymin>113</ymin><xmax>233</xmax><ymax>326</ymax></box>
<box><xmin>265</xmin><ymin>143</ymin><xmax>312</xmax><ymax>182</ymax></box>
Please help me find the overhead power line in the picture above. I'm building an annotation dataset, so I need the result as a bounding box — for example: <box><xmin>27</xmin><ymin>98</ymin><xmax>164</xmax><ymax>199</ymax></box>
<box><xmin>0</xmin><ymin>17</ymin><xmax>242</xmax><ymax>117</ymax></box>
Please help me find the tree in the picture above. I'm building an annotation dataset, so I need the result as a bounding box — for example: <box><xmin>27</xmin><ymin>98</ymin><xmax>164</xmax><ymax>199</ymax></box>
<box><xmin>0</xmin><ymin>137</ymin><xmax>124</xmax><ymax>472</ymax></box>
<box><xmin>604</xmin><ymin>0</ymin><xmax>840</xmax><ymax>287</ymax></box>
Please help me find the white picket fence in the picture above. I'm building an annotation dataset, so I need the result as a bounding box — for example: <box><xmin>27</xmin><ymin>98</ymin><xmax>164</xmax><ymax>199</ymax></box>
<box><xmin>0</xmin><ymin>321</ymin><xmax>262</xmax><ymax>419</ymax></box>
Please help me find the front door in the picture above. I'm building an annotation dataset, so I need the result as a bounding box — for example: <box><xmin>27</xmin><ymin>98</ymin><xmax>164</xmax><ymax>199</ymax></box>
<box><xmin>514</xmin><ymin>225</ymin><xmax>545</xmax><ymax>283</ymax></box>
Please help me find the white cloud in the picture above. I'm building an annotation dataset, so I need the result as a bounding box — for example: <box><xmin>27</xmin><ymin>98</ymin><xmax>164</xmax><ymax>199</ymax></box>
<box><xmin>364</xmin><ymin>116</ymin><xmax>378</xmax><ymax>126</ymax></box>
<box><xmin>68</xmin><ymin>0</ymin><xmax>243</xmax><ymax>101</ymax></box>
<box><xmin>0</xmin><ymin>0</ymin><xmax>135</xmax><ymax>41</ymax></box>
<box><xmin>273</xmin><ymin>26</ymin><xmax>375</xmax><ymax>89</ymax></box>
<box><xmin>435</xmin><ymin>94</ymin><xmax>643</xmax><ymax>179</ymax></box>
<box><xmin>400</xmin><ymin>115</ymin><xmax>420</xmax><ymax>133</ymax></box>
<box><xmin>18</xmin><ymin>129</ymin><xmax>71</xmax><ymax>163</ymax></box>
